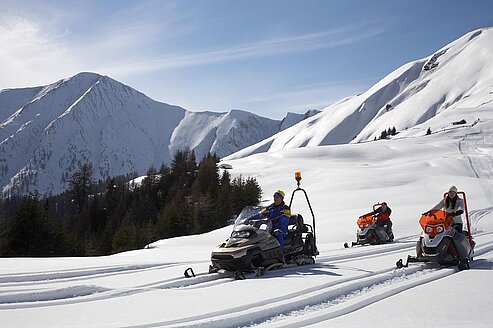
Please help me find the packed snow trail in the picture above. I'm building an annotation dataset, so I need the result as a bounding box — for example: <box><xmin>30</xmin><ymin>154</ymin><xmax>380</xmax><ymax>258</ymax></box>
<box><xmin>114</xmin><ymin>234</ymin><xmax>493</xmax><ymax>328</ymax></box>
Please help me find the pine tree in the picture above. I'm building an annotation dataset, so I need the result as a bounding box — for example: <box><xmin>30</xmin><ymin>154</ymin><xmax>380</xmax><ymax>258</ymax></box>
<box><xmin>380</xmin><ymin>130</ymin><xmax>388</xmax><ymax>139</ymax></box>
<box><xmin>2</xmin><ymin>195</ymin><xmax>57</xmax><ymax>256</ymax></box>
<box><xmin>112</xmin><ymin>220</ymin><xmax>136</xmax><ymax>253</ymax></box>
<box><xmin>216</xmin><ymin>170</ymin><xmax>234</xmax><ymax>225</ymax></box>
<box><xmin>157</xmin><ymin>197</ymin><xmax>196</xmax><ymax>238</ymax></box>
<box><xmin>68</xmin><ymin>163</ymin><xmax>94</xmax><ymax>214</ymax></box>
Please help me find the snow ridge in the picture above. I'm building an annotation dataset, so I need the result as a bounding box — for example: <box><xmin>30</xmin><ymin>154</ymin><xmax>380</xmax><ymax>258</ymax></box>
<box><xmin>225</xmin><ymin>27</ymin><xmax>493</xmax><ymax>160</ymax></box>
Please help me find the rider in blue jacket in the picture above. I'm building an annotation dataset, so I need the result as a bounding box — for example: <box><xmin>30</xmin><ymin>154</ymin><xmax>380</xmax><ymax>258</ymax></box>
<box><xmin>261</xmin><ymin>190</ymin><xmax>291</xmax><ymax>250</ymax></box>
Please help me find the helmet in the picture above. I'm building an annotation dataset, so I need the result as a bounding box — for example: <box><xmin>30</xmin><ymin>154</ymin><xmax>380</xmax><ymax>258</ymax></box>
<box><xmin>274</xmin><ymin>190</ymin><xmax>285</xmax><ymax>199</ymax></box>
<box><xmin>449</xmin><ymin>185</ymin><xmax>458</xmax><ymax>193</ymax></box>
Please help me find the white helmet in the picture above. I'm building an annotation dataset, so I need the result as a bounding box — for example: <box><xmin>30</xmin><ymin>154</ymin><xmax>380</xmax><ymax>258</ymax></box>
<box><xmin>449</xmin><ymin>185</ymin><xmax>458</xmax><ymax>193</ymax></box>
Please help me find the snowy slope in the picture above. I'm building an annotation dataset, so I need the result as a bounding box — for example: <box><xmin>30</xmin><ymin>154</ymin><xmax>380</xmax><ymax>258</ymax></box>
<box><xmin>0</xmin><ymin>74</ymin><xmax>312</xmax><ymax>196</ymax></box>
<box><xmin>0</xmin><ymin>73</ymin><xmax>186</xmax><ymax>195</ymax></box>
<box><xmin>170</xmin><ymin>109</ymin><xmax>280</xmax><ymax>159</ymax></box>
<box><xmin>225</xmin><ymin>27</ymin><xmax>493</xmax><ymax>160</ymax></box>
<box><xmin>0</xmin><ymin>104</ymin><xmax>492</xmax><ymax>327</ymax></box>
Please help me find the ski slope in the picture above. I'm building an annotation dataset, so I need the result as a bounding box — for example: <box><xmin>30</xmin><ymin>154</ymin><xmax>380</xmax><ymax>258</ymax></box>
<box><xmin>0</xmin><ymin>106</ymin><xmax>492</xmax><ymax>327</ymax></box>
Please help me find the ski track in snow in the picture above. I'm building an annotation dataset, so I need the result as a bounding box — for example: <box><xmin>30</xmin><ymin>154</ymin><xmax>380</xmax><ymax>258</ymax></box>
<box><xmin>126</xmin><ymin>237</ymin><xmax>493</xmax><ymax>328</ymax></box>
<box><xmin>1</xmin><ymin>235</ymin><xmax>492</xmax><ymax>327</ymax></box>
<box><xmin>459</xmin><ymin>129</ymin><xmax>493</xmax><ymax>200</ymax></box>
<box><xmin>0</xmin><ymin>262</ymin><xmax>191</xmax><ymax>286</ymax></box>
<box><xmin>2</xmin><ymin>232</ymin><xmax>493</xmax><ymax>313</ymax></box>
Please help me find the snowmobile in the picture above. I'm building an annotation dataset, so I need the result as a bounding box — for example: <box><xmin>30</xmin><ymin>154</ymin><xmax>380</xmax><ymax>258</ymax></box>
<box><xmin>344</xmin><ymin>203</ymin><xmax>394</xmax><ymax>248</ymax></box>
<box><xmin>396</xmin><ymin>191</ymin><xmax>474</xmax><ymax>271</ymax></box>
<box><xmin>207</xmin><ymin>171</ymin><xmax>318</xmax><ymax>279</ymax></box>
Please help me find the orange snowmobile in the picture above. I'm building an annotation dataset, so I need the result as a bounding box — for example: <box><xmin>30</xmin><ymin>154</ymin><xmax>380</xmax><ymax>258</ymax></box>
<box><xmin>396</xmin><ymin>191</ymin><xmax>474</xmax><ymax>270</ymax></box>
<box><xmin>344</xmin><ymin>203</ymin><xmax>394</xmax><ymax>248</ymax></box>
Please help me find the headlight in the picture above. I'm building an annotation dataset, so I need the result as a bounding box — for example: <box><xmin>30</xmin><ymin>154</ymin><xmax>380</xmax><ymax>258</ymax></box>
<box><xmin>231</xmin><ymin>231</ymin><xmax>250</xmax><ymax>238</ymax></box>
<box><xmin>425</xmin><ymin>226</ymin><xmax>433</xmax><ymax>234</ymax></box>
<box><xmin>436</xmin><ymin>225</ymin><xmax>444</xmax><ymax>233</ymax></box>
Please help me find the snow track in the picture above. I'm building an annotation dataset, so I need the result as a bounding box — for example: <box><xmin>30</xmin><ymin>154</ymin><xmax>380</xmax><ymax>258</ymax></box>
<box><xmin>2</xmin><ymin>236</ymin><xmax>491</xmax><ymax>316</ymax></box>
<box><xmin>0</xmin><ymin>263</ymin><xmax>178</xmax><ymax>285</ymax></box>
<box><xmin>0</xmin><ymin>235</ymin><xmax>492</xmax><ymax>327</ymax></box>
<box><xmin>117</xmin><ymin>236</ymin><xmax>492</xmax><ymax>328</ymax></box>
<box><xmin>460</xmin><ymin>129</ymin><xmax>493</xmax><ymax>200</ymax></box>
<box><xmin>138</xmin><ymin>238</ymin><xmax>493</xmax><ymax>327</ymax></box>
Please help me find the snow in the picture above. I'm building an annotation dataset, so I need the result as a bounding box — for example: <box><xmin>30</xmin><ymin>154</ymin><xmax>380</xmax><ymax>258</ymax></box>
<box><xmin>0</xmin><ymin>74</ymin><xmax>303</xmax><ymax>196</ymax></box>
<box><xmin>1</xmin><ymin>102</ymin><xmax>492</xmax><ymax>327</ymax></box>
<box><xmin>225</xmin><ymin>27</ymin><xmax>493</xmax><ymax>160</ymax></box>
<box><xmin>1</xmin><ymin>27</ymin><xmax>493</xmax><ymax>327</ymax></box>
<box><xmin>169</xmin><ymin>109</ymin><xmax>280</xmax><ymax>160</ymax></box>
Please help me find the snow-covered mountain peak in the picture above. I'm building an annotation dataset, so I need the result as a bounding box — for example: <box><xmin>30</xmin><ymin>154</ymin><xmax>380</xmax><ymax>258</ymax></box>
<box><xmin>224</xmin><ymin>109</ymin><xmax>254</xmax><ymax>119</ymax></box>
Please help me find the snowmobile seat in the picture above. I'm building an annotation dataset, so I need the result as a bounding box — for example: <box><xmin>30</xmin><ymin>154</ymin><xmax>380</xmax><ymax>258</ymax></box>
<box><xmin>297</xmin><ymin>214</ymin><xmax>308</xmax><ymax>233</ymax></box>
<box><xmin>288</xmin><ymin>215</ymin><xmax>300</xmax><ymax>233</ymax></box>
<box><xmin>288</xmin><ymin>214</ymin><xmax>308</xmax><ymax>233</ymax></box>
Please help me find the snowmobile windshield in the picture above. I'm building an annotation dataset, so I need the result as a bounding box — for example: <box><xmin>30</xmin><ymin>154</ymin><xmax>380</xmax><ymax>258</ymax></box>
<box><xmin>357</xmin><ymin>214</ymin><xmax>375</xmax><ymax>230</ymax></box>
<box><xmin>233</xmin><ymin>205</ymin><xmax>267</xmax><ymax>229</ymax></box>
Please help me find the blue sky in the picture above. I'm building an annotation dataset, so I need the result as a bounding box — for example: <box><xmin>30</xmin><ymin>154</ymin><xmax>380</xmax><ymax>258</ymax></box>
<box><xmin>1</xmin><ymin>0</ymin><xmax>492</xmax><ymax>119</ymax></box>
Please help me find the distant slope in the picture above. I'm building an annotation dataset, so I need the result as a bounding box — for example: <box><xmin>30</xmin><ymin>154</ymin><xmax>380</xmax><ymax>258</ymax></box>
<box><xmin>170</xmin><ymin>109</ymin><xmax>280</xmax><ymax>159</ymax></box>
<box><xmin>225</xmin><ymin>27</ymin><xmax>493</xmax><ymax>160</ymax></box>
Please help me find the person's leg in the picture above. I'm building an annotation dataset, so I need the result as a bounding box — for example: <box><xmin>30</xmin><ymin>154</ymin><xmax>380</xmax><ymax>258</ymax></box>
<box><xmin>387</xmin><ymin>220</ymin><xmax>393</xmax><ymax>231</ymax></box>
<box><xmin>273</xmin><ymin>229</ymin><xmax>285</xmax><ymax>250</ymax></box>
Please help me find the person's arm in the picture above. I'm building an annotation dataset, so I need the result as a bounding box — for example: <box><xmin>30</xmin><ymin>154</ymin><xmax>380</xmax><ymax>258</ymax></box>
<box><xmin>430</xmin><ymin>199</ymin><xmax>445</xmax><ymax>211</ymax></box>
<box><xmin>281</xmin><ymin>206</ymin><xmax>291</xmax><ymax>217</ymax></box>
<box><xmin>273</xmin><ymin>206</ymin><xmax>291</xmax><ymax>222</ymax></box>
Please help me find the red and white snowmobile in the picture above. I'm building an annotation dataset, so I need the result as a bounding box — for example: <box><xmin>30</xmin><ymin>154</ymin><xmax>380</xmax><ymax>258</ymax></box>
<box><xmin>344</xmin><ymin>203</ymin><xmax>394</xmax><ymax>248</ymax></box>
<box><xmin>396</xmin><ymin>191</ymin><xmax>474</xmax><ymax>271</ymax></box>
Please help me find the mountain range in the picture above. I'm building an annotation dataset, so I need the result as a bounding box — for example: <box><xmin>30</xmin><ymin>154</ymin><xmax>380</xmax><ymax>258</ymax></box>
<box><xmin>0</xmin><ymin>73</ymin><xmax>317</xmax><ymax>196</ymax></box>
<box><xmin>2</xmin><ymin>26</ymin><xmax>493</xmax><ymax>196</ymax></box>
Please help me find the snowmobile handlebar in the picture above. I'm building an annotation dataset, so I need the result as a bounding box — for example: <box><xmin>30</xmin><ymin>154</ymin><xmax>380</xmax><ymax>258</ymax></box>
<box><xmin>245</xmin><ymin>217</ymin><xmax>272</xmax><ymax>230</ymax></box>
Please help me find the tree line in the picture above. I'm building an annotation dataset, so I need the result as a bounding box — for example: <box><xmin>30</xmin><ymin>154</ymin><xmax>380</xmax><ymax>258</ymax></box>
<box><xmin>0</xmin><ymin>150</ymin><xmax>262</xmax><ymax>256</ymax></box>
